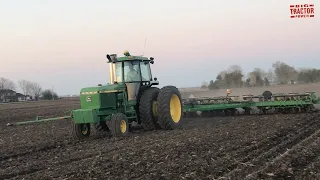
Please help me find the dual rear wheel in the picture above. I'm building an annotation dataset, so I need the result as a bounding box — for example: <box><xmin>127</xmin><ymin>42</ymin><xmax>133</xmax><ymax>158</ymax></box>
<box><xmin>139</xmin><ymin>85</ymin><xmax>183</xmax><ymax>131</ymax></box>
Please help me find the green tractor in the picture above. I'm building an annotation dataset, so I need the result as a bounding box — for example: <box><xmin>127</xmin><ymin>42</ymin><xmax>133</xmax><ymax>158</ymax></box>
<box><xmin>72</xmin><ymin>51</ymin><xmax>183</xmax><ymax>139</ymax></box>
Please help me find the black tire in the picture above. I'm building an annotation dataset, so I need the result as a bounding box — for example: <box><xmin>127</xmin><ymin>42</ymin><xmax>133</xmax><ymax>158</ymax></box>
<box><xmin>157</xmin><ymin>86</ymin><xmax>183</xmax><ymax>130</ymax></box>
<box><xmin>72</xmin><ymin>122</ymin><xmax>91</xmax><ymax>139</ymax></box>
<box><xmin>139</xmin><ymin>87</ymin><xmax>160</xmax><ymax>131</ymax></box>
<box><xmin>262</xmin><ymin>90</ymin><xmax>272</xmax><ymax>100</ymax></box>
<box><xmin>106</xmin><ymin>113</ymin><xmax>129</xmax><ymax>137</ymax></box>
<box><xmin>136</xmin><ymin>86</ymin><xmax>150</xmax><ymax>124</ymax></box>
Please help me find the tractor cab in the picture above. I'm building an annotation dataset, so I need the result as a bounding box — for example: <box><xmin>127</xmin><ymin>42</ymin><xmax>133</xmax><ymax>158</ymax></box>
<box><xmin>106</xmin><ymin>51</ymin><xmax>159</xmax><ymax>102</ymax></box>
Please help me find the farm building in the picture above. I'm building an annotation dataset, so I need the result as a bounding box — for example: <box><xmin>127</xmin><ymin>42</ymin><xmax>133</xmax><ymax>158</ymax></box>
<box><xmin>16</xmin><ymin>93</ymin><xmax>32</xmax><ymax>101</ymax></box>
<box><xmin>0</xmin><ymin>89</ymin><xmax>17</xmax><ymax>102</ymax></box>
<box><xmin>16</xmin><ymin>93</ymin><xmax>24</xmax><ymax>101</ymax></box>
<box><xmin>0</xmin><ymin>89</ymin><xmax>33</xmax><ymax>102</ymax></box>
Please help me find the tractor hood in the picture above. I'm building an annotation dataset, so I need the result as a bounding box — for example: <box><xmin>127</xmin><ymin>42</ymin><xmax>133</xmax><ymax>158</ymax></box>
<box><xmin>80</xmin><ymin>83</ymin><xmax>126</xmax><ymax>95</ymax></box>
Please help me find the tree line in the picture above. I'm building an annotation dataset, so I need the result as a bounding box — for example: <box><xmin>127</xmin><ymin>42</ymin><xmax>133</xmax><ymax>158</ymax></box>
<box><xmin>201</xmin><ymin>61</ymin><xmax>320</xmax><ymax>90</ymax></box>
<box><xmin>0</xmin><ymin>77</ymin><xmax>58</xmax><ymax>100</ymax></box>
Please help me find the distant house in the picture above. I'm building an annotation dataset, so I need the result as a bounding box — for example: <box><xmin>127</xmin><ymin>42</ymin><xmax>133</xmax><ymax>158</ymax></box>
<box><xmin>26</xmin><ymin>95</ymin><xmax>32</xmax><ymax>101</ymax></box>
<box><xmin>0</xmin><ymin>89</ymin><xmax>35</xmax><ymax>102</ymax></box>
<box><xmin>16</xmin><ymin>93</ymin><xmax>32</xmax><ymax>101</ymax></box>
<box><xmin>16</xmin><ymin>93</ymin><xmax>25</xmax><ymax>101</ymax></box>
<box><xmin>288</xmin><ymin>80</ymin><xmax>296</xmax><ymax>84</ymax></box>
<box><xmin>0</xmin><ymin>89</ymin><xmax>17</xmax><ymax>102</ymax></box>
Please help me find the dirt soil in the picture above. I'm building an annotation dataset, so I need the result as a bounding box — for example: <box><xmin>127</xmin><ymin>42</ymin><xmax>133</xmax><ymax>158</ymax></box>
<box><xmin>1</xmin><ymin>84</ymin><xmax>320</xmax><ymax>180</ymax></box>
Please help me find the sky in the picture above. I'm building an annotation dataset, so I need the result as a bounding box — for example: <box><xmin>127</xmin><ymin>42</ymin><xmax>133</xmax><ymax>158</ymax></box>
<box><xmin>0</xmin><ymin>0</ymin><xmax>319</xmax><ymax>95</ymax></box>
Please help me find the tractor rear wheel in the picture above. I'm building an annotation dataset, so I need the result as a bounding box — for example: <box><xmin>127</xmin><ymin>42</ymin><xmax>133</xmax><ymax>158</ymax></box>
<box><xmin>72</xmin><ymin>122</ymin><xmax>91</xmax><ymax>139</ymax></box>
<box><xmin>139</xmin><ymin>87</ymin><xmax>160</xmax><ymax>131</ymax></box>
<box><xmin>107</xmin><ymin>113</ymin><xmax>129</xmax><ymax>137</ymax></box>
<box><xmin>157</xmin><ymin>86</ymin><xmax>183</xmax><ymax>130</ymax></box>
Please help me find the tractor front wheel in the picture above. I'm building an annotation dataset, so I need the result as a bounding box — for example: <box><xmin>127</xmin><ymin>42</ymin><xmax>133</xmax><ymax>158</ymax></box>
<box><xmin>72</xmin><ymin>122</ymin><xmax>91</xmax><ymax>139</ymax></box>
<box><xmin>157</xmin><ymin>86</ymin><xmax>183</xmax><ymax>130</ymax></box>
<box><xmin>107</xmin><ymin>113</ymin><xmax>129</xmax><ymax>137</ymax></box>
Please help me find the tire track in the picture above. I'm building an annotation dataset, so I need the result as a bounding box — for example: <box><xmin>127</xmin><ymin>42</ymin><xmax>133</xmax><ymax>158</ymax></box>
<box><xmin>0</xmin><ymin>151</ymin><xmax>102</xmax><ymax>180</ymax></box>
<box><xmin>198</xmin><ymin>114</ymin><xmax>314</xmax><ymax>177</ymax></box>
<box><xmin>247</xmin><ymin>130</ymin><xmax>320</xmax><ymax>179</ymax></box>
<box><xmin>0</xmin><ymin>130</ymin><xmax>190</xmax><ymax>179</ymax></box>
<box><xmin>1</xmin><ymin>120</ymin><xmax>191</xmax><ymax>167</ymax></box>
<box><xmin>299</xmin><ymin>156</ymin><xmax>320</xmax><ymax>179</ymax></box>
<box><xmin>218</xmin><ymin>115</ymin><xmax>320</xmax><ymax>179</ymax></box>
<box><xmin>176</xmin><ymin>114</ymin><xmax>318</xmax><ymax>178</ymax></box>
<box><xmin>0</xmin><ymin>128</ymin><xmax>110</xmax><ymax>162</ymax></box>
<box><xmin>1</xmin><ymin>113</ymin><xmax>318</xmax><ymax>179</ymax></box>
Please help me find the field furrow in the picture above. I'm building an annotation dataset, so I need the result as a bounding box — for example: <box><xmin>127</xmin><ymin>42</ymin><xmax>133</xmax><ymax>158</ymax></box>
<box><xmin>0</xmin><ymin>98</ymin><xmax>319</xmax><ymax>179</ymax></box>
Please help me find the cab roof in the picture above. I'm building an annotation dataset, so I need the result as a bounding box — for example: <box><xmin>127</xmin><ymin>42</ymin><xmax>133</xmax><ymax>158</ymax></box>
<box><xmin>106</xmin><ymin>51</ymin><xmax>154</xmax><ymax>63</ymax></box>
<box><xmin>116</xmin><ymin>56</ymin><xmax>150</xmax><ymax>62</ymax></box>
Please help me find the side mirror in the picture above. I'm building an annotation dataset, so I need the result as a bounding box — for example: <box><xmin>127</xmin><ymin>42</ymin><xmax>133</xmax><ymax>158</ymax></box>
<box><xmin>150</xmin><ymin>60</ymin><xmax>154</xmax><ymax>64</ymax></box>
<box><xmin>154</xmin><ymin>77</ymin><xmax>157</xmax><ymax>81</ymax></box>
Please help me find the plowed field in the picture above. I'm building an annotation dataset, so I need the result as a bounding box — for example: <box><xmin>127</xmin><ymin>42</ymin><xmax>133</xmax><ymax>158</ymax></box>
<box><xmin>0</xmin><ymin>99</ymin><xmax>320</xmax><ymax>180</ymax></box>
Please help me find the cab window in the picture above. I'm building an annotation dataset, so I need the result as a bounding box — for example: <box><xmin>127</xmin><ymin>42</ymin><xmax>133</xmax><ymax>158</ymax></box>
<box><xmin>115</xmin><ymin>62</ymin><xmax>123</xmax><ymax>82</ymax></box>
<box><xmin>140</xmin><ymin>62</ymin><xmax>152</xmax><ymax>81</ymax></box>
<box><xmin>124</xmin><ymin>61</ymin><xmax>141</xmax><ymax>82</ymax></box>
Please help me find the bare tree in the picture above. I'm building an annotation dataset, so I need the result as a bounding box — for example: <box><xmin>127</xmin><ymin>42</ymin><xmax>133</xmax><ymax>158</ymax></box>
<box><xmin>248</xmin><ymin>68</ymin><xmax>265</xmax><ymax>87</ymax></box>
<box><xmin>253</xmin><ymin>68</ymin><xmax>265</xmax><ymax>77</ymax></box>
<box><xmin>18</xmin><ymin>80</ymin><xmax>33</xmax><ymax>100</ymax></box>
<box><xmin>30</xmin><ymin>82</ymin><xmax>42</xmax><ymax>100</ymax></box>
<box><xmin>0</xmin><ymin>77</ymin><xmax>16</xmax><ymax>90</ymax></box>
<box><xmin>248</xmin><ymin>72</ymin><xmax>257</xmax><ymax>86</ymax></box>
<box><xmin>272</xmin><ymin>61</ymin><xmax>298</xmax><ymax>84</ymax></box>
<box><xmin>228</xmin><ymin>65</ymin><xmax>243</xmax><ymax>73</ymax></box>
<box><xmin>215</xmin><ymin>70</ymin><xmax>228</xmax><ymax>88</ymax></box>
<box><xmin>211</xmin><ymin>65</ymin><xmax>244</xmax><ymax>88</ymax></box>
<box><xmin>218</xmin><ymin>70</ymin><xmax>228</xmax><ymax>80</ymax></box>
<box><xmin>227</xmin><ymin>65</ymin><xmax>244</xmax><ymax>88</ymax></box>
<box><xmin>297</xmin><ymin>68</ymin><xmax>320</xmax><ymax>83</ymax></box>
<box><xmin>265</xmin><ymin>68</ymin><xmax>275</xmax><ymax>85</ymax></box>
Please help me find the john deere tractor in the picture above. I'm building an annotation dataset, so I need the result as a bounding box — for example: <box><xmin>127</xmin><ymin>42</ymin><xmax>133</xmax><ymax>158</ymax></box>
<box><xmin>71</xmin><ymin>51</ymin><xmax>183</xmax><ymax>139</ymax></box>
